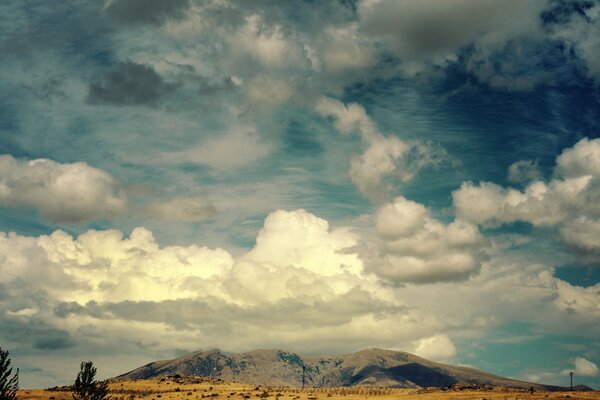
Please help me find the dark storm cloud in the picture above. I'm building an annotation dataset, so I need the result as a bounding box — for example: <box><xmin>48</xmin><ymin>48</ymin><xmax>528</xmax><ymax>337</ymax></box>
<box><xmin>87</xmin><ymin>61</ymin><xmax>177</xmax><ymax>106</ymax></box>
<box><xmin>105</xmin><ymin>0</ymin><xmax>190</xmax><ymax>26</ymax></box>
<box><xmin>541</xmin><ymin>0</ymin><xmax>596</xmax><ymax>25</ymax></box>
<box><xmin>0</xmin><ymin>315</ymin><xmax>74</xmax><ymax>351</ymax></box>
<box><xmin>33</xmin><ymin>330</ymin><xmax>73</xmax><ymax>350</ymax></box>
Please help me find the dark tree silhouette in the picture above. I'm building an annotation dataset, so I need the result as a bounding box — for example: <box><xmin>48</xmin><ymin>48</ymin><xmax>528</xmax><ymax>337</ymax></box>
<box><xmin>0</xmin><ymin>346</ymin><xmax>19</xmax><ymax>400</ymax></box>
<box><xmin>73</xmin><ymin>361</ymin><xmax>109</xmax><ymax>400</ymax></box>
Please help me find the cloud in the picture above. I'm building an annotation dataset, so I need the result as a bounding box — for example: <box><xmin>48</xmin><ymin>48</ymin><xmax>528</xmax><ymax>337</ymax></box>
<box><xmin>412</xmin><ymin>333</ymin><xmax>457</xmax><ymax>362</ymax></box>
<box><xmin>546</xmin><ymin>1</ymin><xmax>600</xmax><ymax>77</ymax></box>
<box><xmin>226</xmin><ymin>14</ymin><xmax>303</xmax><ymax>70</ymax></box>
<box><xmin>0</xmin><ymin>154</ymin><xmax>217</xmax><ymax>224</ymax></box>
<box><xmin>244</xmin><ymin>209</ymin><xmax>363</xmax><ymax>279</ymax></box>
<box><xmin>529</xmin><ymin>356</ymin><xmax>599</xmax><ymax>385</ymax></box>
<box><xmin>453</xmin><ymin>137</ymin><xmax>600</xmax><ymax>265</ymax></box>
<box><xmin>88</xmin><ymin>61</ymin><xmax>176</xmax><ymax>107</ymax></box>
<box><xmin>0</xmin><ymin>209</ymin><xmax>445</xmax><ymax>384</ymax></box>
<box><xmin>560</xmin><ymin>217</ymin><xmax>600</xmax><ymax>265</ymax></box>
<box><xmin>318</xmin><ymin>24</ymin><xmax>377</xmax><ymax>74</ymax></box>
<box><xmin>142</xmin><ymin>195</ymin><xmax>216</xmax><ymax>222</ymax></box>
<box><xmin>1</xmin><ymin>208</ymin><xmax>599</xmax><ymax>387</ymax></box>
<box><xmin>245</xmin><ymin>75</ymin><xmax>295</xmax><ymax>107</ymax></box>
<box><xmin>349</xmin><ymin>136</ymin><xmax>431</xmax><ymax>201</ymax></box>
<box><xmin>0</xmin><ymin>155</ymin><xmax>127</xmax><ymax>223</ymax></box>
<box><xmin>315</xmin><ymin>96</ymin><xmax>375</xmax><ymax>137</ymax></box>
<box><xmin>555</xmin><ymin>137</ymin><xmax>600</xmax><ymax>178</ymax></box>
<box><xmin>316</xmin><ymin>97</ymin><xmax>443</xmax><ymax>201</ymax></box>
<box><xmin>37</xmin><ymin>227</ymin><xmax>234</xmax><ymax>303</ymax></box>
<box><xmin>160</xmin><ymin>127</ymin><xmax>271</xmax><ymax>171</ymax></box>
<box><xmin>507</xmin><ymin>159</ymin><xmax>542</xmax><ymax>184</ymax></box>
<box><xmin>453</xmin><ymin>180</ymin><xmax>571</xmax><ymax>227</ymax></box>
<box><xmin>104</xmin><ymin>0</ymin><xmax>191</xmax><ymax>26</ymax></box>
<box><xmin>358</xmin><ymin>0</ymin><xmax>545</xmax><ymax>60</ymax></box>
<box><xmin>0</xmin><ymin>209</ymin><xmax>368</xmax><ymax>306</ymax></box>
<box><xmin>574</xmin><ymin>357</ymin><xmax>599</xmax><ymax>376</ymax></box>
<box><xmin>553</xmin><ymin>279</ymin><xmax>600</xmax><ymax>318</ymax></box>
<box><xmin>364</xmin><ymin>196</ymin><xmax>484</xmax><ymax>284</ymax></box>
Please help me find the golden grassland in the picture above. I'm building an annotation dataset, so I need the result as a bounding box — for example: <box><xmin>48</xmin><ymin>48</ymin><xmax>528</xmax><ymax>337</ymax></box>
<box><xmin>16</xmin><ymin>377</ymin><xmax>599</xmax><ymax>400</ymax></box>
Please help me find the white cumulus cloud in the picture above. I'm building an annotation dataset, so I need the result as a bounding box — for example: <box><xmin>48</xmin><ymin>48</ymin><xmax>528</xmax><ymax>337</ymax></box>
<box><xmin>413</xmin><ymin>333</ymin><xmax>457</xmax><ymax>362</ymax></box>
<box><xmin>244</xmin><ymin>209</ymin><xmax>363</xmax><ymax>278</ymax></box>
<box><xmin>365</xmin><ymin>196</ymin><xmax>484</xmax><ymax>284</ymax></box>
<box><xmin>453</xmin><ymin>137</ymin><xmax>600</xmax><ymax>265</ymax></box>
<box><xmin>0</xmin><ymin>155</ymin><xmax>127</xmax><ymax>223</ymax></box>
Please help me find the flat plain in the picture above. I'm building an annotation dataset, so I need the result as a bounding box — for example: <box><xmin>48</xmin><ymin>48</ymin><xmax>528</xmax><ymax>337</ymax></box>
<box><xmin>16</xmin><ymin>376</ymin><xmax>600</xmax><ymax>400</ymax></box>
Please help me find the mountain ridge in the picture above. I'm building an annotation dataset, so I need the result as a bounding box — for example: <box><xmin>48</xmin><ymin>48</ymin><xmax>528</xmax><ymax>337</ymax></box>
<box><xmin>114</xmin><ymin>348</ymin><xmax>582</xmax><ymax>391</ymax></box>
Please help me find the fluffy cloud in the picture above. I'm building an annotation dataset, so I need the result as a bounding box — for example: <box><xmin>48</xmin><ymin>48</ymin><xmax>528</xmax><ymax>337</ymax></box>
<box><xmin>0</xmin><ymin>207</ymin><xmax>389</xmax><ymax>316</ymax></box>
<box><xmin>555</xmin><ymin>137</ymin><xmax>600</xmax><ymax>178</ymax></box>
<box><xmin>316</xmin><ymin>97</ymin><xmax>443</xmax><ymax>201</ymax></box>
<box><xmin>574</xmin><ymin>357</ymin><xmax>599</xmax><ymax>376</ymax></box>
<box><xmin>412</xmin><ymin>333</ymin><xmax>457</xmax><ymax>362</ymax></box>
<box><xmin>553</xmin><ymin>279</ymin><xmax>600</xmax><ymax>318</ymax></box>
<box><xmin>0</xmin><ymin>155</ymin><xmax>127</xmax><ymax>223</ymax></box>
<box><xmin>244</xmin><ymin>209</ymin><xmax>362</xmax><ymax>278</ymax></box>
<box><xmin>453</xmin><ymin>137</ymin><xmax>600</xmax><ymax>265</ymax></box>
<box><xmin>2</xmin><ymin>207</ymin><xmax>600</xmax><ymax>387</ymax></box>
<box><xmin>560</xmin><ymin>217</ymin><xmax>600</xmax><ymax>265</ymax></box>
<box><xmin>36</xmin><ymin>227</ymin><xmax>233</xmax><ymax>303</ymax></box>
<box><xmin>315</xmin><ymin>97</ymin><xmax>375</xmax><ymax>137</ymax></box>
<box><xmin>365</xmin><ymin>196</ymin><xmax>484</xmax><ymax>284</ymax></box>
<box><xmin>0</xmin><ymin>208</ymin><xmax>445</xmax><ymax>385</ymax></box>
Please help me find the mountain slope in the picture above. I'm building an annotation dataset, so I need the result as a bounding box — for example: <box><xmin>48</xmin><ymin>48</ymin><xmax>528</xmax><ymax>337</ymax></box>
<box><xmin>115</xmin><ymin>348</ymin><xmax>561</xmax><ymax>390</ymax></box>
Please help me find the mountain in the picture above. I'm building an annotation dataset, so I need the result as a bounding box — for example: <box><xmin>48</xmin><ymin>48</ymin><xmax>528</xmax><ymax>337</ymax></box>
<box><xmin>115</xmin><ymin>348</ymin><xmax>572</xmax><ymax>390</ymax></box>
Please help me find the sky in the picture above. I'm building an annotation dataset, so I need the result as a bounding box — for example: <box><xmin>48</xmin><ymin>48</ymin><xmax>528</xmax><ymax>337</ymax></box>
<box><xmin>1</xmin><ymin>0</ymin><xmax>600</xmax><ymax>390</ymax></box>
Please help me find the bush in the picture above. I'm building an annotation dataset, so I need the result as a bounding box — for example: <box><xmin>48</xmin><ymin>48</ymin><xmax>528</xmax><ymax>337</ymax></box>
<box><xmin>73</xmin><ymin>361</ymin><xmax>109</xmax><ymax>400</ymax></box>
<box><xmin>0</xmin><ymin>346</ymin><xmax>19</xmax><ymax>400</ymax></box>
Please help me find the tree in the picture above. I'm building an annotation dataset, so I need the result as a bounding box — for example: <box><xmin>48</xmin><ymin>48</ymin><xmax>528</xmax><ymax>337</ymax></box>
<box><xmin>0</xmin><ymin>346</ymin><xmax>19</xmax><ymax>400</ymax></box>
<box><xmin>73</xmin><ymin>361</ymin><xmax>109</xmax><ymax>400</ymax></box>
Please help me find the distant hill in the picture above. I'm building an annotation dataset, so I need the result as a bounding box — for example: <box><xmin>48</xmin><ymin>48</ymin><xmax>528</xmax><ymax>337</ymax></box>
<box><xmin>115</xmin><ymin>348</ymin><xmax>576</xmax><ymax>391</ymax></box>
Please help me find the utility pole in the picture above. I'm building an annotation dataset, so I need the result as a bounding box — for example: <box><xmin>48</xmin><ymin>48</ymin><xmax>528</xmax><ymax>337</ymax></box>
<box><xmin>569</xmin><ymin>371</ymin><xmax>574</xmax><ymax>391</ymax></box>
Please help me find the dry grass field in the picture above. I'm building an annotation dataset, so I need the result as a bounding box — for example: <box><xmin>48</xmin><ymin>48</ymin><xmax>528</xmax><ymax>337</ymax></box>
<box><xmin>16</xmin><ymin>376</ymin><xmax>600</xmax><ymax>400</ymax></box>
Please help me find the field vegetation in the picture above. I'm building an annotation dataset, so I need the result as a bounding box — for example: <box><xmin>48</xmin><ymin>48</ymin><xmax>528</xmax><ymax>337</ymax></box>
<box><xmin>16</xmin><ymin>376</ymin><xmax>600</xmax><ymax>400</ymax></box>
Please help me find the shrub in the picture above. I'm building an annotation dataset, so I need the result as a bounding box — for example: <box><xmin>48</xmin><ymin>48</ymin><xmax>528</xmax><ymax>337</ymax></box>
<box><xmin>0</xmin><ymin>346</ymin><xmax>19</xmax><ymax>400</ymax></box>
<box><xmin>73</xmin><ymin>361</ymin><xmax>109</xmax><ymax>400</ymax></box>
